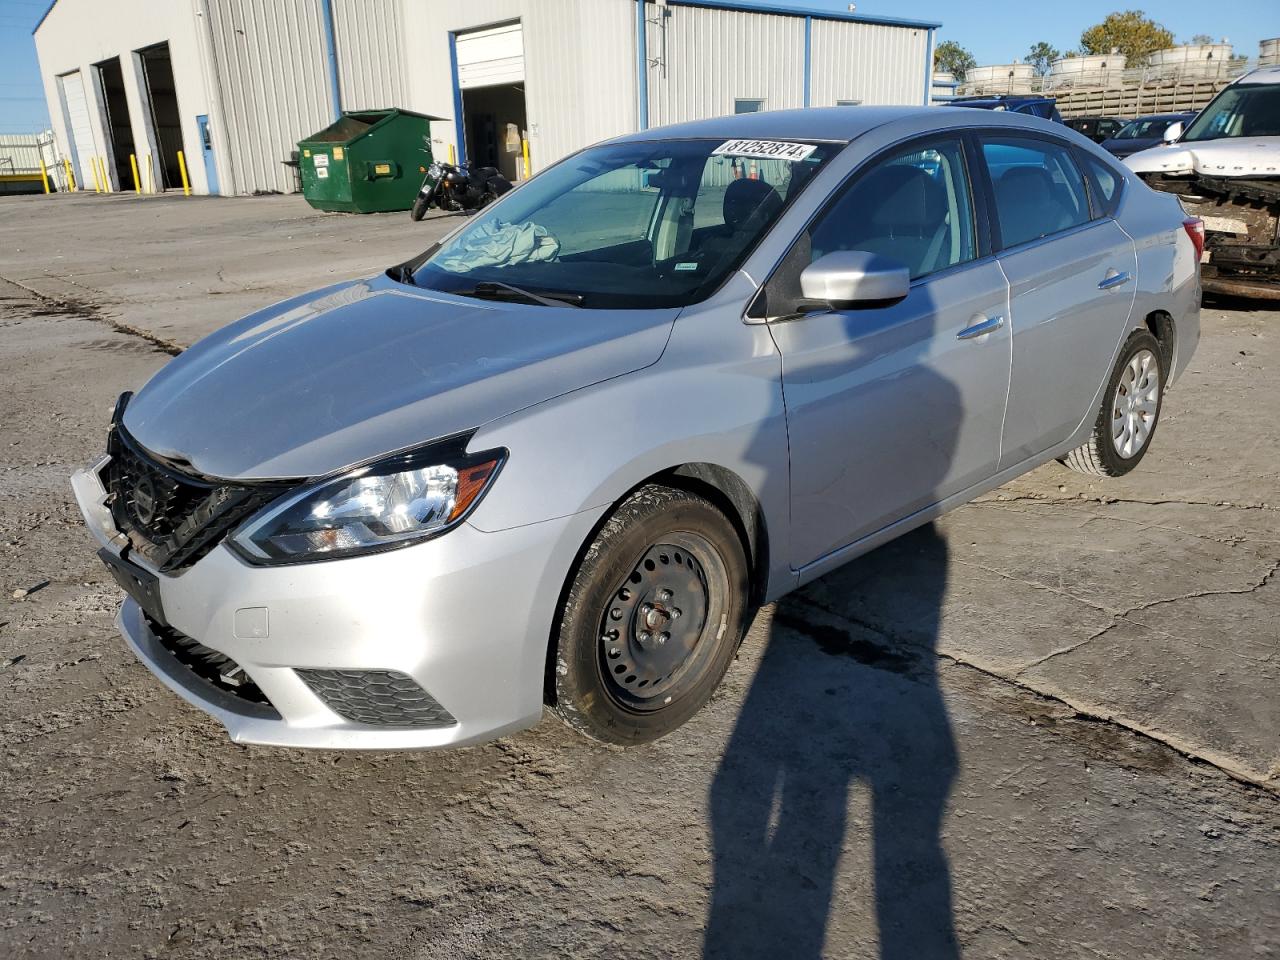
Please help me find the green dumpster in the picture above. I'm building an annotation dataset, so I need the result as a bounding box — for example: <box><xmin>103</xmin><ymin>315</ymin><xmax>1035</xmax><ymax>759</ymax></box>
<box><xmin>297</xmin><ymin>108</ymin><xmax>443</xmax><ymax>213</ymax></box>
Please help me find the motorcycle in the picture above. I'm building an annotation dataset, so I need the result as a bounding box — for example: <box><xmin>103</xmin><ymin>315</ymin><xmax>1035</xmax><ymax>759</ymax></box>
<box><xmin>410</xmin><ymin>161</ymin><xmax>513</xmax><ymax>221</ymax></box>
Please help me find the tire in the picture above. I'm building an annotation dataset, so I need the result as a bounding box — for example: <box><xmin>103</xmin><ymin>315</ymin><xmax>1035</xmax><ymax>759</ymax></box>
<box><xmin>552</xmin><ymin>484</ymin><xmax>749</xmax><ymax>746</ymax></box>
<box><xmin>409</xmin><ymin>195</ymin><xmax>429</xmax><ymax>222</ymax></box>
<box><xmin>1060</xmin><ymin>329</ymin><xmax>1165</xmax><ymax>477</ymax></box>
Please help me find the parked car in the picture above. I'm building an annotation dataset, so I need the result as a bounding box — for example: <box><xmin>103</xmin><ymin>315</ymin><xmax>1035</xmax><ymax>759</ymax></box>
<box><xmin>950</xmin><ymin>94</ymin><xmax>1062</xmax><ymax>122</ymax></box>
<box><xmin>1063</xmin><ymin>116</ymin><xmax>1126</xmax><ymax>144</ymax></box>
<box><xmin>1125</xmin><ymin>66</ymin><xmax>1280</xmax><ymax>300</ymax></box>
<box><xmin>74</xmin><ymin>106</ymin><xmax>1201</xmax><ymax>750</ymax></box>
<box><xmin>1100</xmin><ymin>112</ymin><xmax>1198</xmax><ymax>158</ymax></box>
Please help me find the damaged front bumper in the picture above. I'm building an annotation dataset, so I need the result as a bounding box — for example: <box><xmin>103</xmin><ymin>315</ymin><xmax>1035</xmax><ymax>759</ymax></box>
<box><xmin>1142</xmin><ymin>173</ymin><xmax>1280</xmax><ymax>299</ymax></box>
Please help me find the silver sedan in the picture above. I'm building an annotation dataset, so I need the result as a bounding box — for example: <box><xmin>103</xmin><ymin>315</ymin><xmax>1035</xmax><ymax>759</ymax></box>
<box><xmin>73</xmin><ymin>106</ymin><xmax>1201</xmax><ymax>749</ymax></box>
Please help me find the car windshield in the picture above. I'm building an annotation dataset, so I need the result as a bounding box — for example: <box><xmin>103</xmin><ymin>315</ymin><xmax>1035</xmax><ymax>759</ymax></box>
<box><xmin>1182</xmin><ymin>84</ymin><xmax>1280</xmax><ymax>142</ymax></box>
<box><xmin>1114</xmin><ymin>118</ymin><xmax>1168</xmax><ymax>140</ymax></box>
<box><xmin>408</xmin><ymin>138</ymin><xmax>839</xmax><ymax>309</ymax></box>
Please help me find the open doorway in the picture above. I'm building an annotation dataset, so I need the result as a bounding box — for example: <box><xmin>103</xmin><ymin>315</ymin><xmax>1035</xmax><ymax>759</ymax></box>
<box><xmin>137</xmin><ymin>42</ymin><xmax>184</xmax><ymax>190</ymax></box>
<box><xmin>461</xmin><ymin>83</ymin><xmax>527</xmax><ymax>182</ymax></box>
<box><xmin>93</xmin><ymin>56</ymin><xmax>135</xmax><ymax>190</ymax></box>
<box><xmin>454</xmin><ymin>22</ymin><xmax>529</xmax><ymax>181</ymax></box>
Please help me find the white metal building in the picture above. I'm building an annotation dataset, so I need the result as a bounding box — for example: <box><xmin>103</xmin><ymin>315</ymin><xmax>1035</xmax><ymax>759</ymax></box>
<box><xmin>33</xmin><ymin>0</ymin><xmax>938</xmax><ymax>197</ymax></box>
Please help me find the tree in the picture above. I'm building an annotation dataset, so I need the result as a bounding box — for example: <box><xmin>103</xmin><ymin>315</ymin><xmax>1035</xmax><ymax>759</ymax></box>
<box><xmin>1188</xmin><ymin>33</ymin><xmax>1214</xmax><ymax>45</ymax></box>
<box><xmin>1026</xmin><ymin>42</ymin><xmax>1061</xmax><ymax>76</ymax></box>
<box><xmin>1080</xmin><ymin>10</ymin><xmax>1175</xmax><ymax>66</ymax></box>
<box><xmin>933</xmin><ymin>40</ymin><xmax>976</xmax><ymax>80</ymax></box>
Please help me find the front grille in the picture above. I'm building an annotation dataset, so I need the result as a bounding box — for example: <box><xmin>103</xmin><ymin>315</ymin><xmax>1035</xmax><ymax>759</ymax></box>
<box><xmin>103</xmin><ymin>417</ymin><xmax>292</xmax><ymax>574</ymax></box>
<box><xmin>146</xmin><ymin>616</ymin><xmax>281</xmax><ymax>720</ymax></box>
<box><xmin>296</xmin><ymin>669</ymin><xmax>457</xmax><ymax>728</ymax></box>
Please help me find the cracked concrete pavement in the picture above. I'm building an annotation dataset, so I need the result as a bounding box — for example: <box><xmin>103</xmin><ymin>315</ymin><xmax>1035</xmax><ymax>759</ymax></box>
<box><xmin>1</xmin><ymin>193</ymin><xmax>1277</xmax><ymax>957</ymax></box>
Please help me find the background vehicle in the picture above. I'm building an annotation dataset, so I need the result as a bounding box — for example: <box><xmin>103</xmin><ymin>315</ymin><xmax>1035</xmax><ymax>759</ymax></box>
<box><xmin>74</xmin><ymin>107</ymin><xmax>1199</xmax><ymax>750</ymax></box>
<box><xmin>1101</xmin><ymin>113</ymin><xmax>1198</xmax><ymax>158</ymax></box>
<box><xmin>410</xmin><ymin>161</ymin><xmax>512</xmax><ymax>220</ymax></box>
<box><xmin>1064</xmin><ymin>116</ymin><xmax>1126</xmax><ymax>144</ymax></box>
<box><xmin>1126</xmin><ymin>66</ymin><xmax>1280</xmax><ymax>299</ymax></box>
<box><xmin>950</xmin><ymin>94</ymin><xmax>1062</xmax><ymax>122</ymax></box>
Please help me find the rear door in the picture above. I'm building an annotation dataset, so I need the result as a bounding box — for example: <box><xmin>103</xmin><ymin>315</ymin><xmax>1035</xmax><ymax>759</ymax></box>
<box><xmin>978</xmin><ymin>134</ymin><xmax>1137</xmax><ymax>466</ymax></box>
<box><xmin>764</xmin><ymin>136</ymin><xmax>1012</xmax><ymax>569</ymax></box>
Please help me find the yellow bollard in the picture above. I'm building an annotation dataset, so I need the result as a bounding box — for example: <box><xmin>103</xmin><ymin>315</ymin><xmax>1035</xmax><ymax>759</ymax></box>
<box><xmin>90</xmin><ymin>157</ymin><xmax>101</xmax><ymax>193</ymax></box>
<box><xmin>63</xmin><ymin>157</ymin><xmax>75</xmax><ymax>191</ymax></box>
<box><xmin>449</xmin><ymin>142</ymin><xmax>456</xmax><ymax>165</ymax></box>
<box><xmin>129</xmin><ymin>153</ymin><xmax>141</xmax><ymax>194</ymax></box>
<box><xmin>38</xmin><ymin>158</ymin><xmax>51</xmax><ymax>194</ymax></box>
<box><xmin>176</xmin><ymin>150</ymin><xmax>191</xmax><ymax>196</ymax></box>
<box><xmin>522</xmin><ymin>139</ymin><xmax>531</xmax><ymax>180</ymax></box>
<box><xmin>98</xmin><ymin>156</ymin><xmax>112</xmax><ymax>193</ymax></box>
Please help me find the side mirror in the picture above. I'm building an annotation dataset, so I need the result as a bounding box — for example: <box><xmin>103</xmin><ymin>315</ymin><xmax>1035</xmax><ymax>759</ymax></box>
<box><xmin>1162</xmin><ymin>121</ymin><xmax>1184</xmax><ymax>143</ymax></box>
<box><xmin>799</xmin><ymin>251</ymin><xmax>910</xmax><ymax>309</ymax></box>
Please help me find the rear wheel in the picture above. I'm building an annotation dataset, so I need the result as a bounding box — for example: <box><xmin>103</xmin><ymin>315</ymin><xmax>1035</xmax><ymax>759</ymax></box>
<box><xmin>552</xmin><ymin>485</ymin><xmax>749</xmax><ymax>745</ymax></box>
<box><xmin>1061</xmin><ymin>329</ymin><xmax>1164</xmax><ymax>477</ymax></box>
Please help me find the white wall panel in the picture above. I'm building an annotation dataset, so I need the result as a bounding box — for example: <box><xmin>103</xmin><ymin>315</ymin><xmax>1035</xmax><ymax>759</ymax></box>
<box><xmin>809</xmin><ymin>19</ymin><xmax>929</xmax><ymax>108</ymax></box>
<box><xmin>645</xmin><ymin>5</ymin><xmax>806</xmax><ymax>128</ymax></box>
<box><xmin>202</xmin><ymin>0</ymin><xmax>334</xmax><ymax>195</ymax></box>
<box><xmin>521</xmin><ymin>0</ymin><xmax>634</xmax><ymax>169</ymax></box>
<box><xmin>333</xmin><ymin>0</ymin><xmax>409</xmax><ymax>110</ymax></box>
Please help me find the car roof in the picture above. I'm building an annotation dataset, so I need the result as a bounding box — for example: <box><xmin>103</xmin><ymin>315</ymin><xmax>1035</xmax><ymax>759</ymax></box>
<box><xmin>605</xmin><ymin>105</ymin><xmax>1059</xmax><ymax>147</ymax></box>
<box><xmin>1236</xmin><ymin>65</ymin><xmax>1280</xmax><ymax>86</ymax></box>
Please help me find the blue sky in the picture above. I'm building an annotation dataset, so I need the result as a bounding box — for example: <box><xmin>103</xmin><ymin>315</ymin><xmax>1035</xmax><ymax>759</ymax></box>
<box><xmin>0</xmin><ymin>0</ymin><xmax>1275</xmax><ymax>133</ymax></box>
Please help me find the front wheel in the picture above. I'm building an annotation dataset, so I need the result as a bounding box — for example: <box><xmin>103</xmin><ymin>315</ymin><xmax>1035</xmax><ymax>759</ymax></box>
<box><xmin>1060</xmin><ymin>329</ymin><xmax>1165</xmax><ymax>477</ymax></box>
<box><xmin>409</xmin><ymin>194</ymin><xmax>429</xmax><ymax>222</ymax></box>
<box><xmin>552</xmin><ymin>485</ymin><xmax>749</xmax><ymax>746</ymax></box>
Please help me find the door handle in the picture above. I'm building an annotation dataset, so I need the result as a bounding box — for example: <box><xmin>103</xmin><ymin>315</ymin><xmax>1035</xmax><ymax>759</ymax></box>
<box><xmin>1098</xmin><ymin>270</ymin><xmax>1131</xmax><ymax>290</ymax></box>
<box><xmin>957</xmin><ymin>315</ymin><xmax>1005</xmax><ymax>340</ymax></box>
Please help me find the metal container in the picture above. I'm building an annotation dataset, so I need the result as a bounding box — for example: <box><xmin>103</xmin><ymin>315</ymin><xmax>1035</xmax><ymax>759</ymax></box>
<box><xmin>298</xmin><ymin>109</ymin><xmax>441</xmax><ymax>214</ymax></box>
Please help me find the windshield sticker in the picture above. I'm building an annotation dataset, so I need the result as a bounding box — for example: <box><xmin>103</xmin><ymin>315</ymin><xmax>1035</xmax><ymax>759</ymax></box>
<box><xmin>674</xmin><ymin>262</ymin><xmax>700</xmax><ymax>272</ymax></box>
<box><xmin>712</xmin><ymin>140</ymin><xmax>818</xmax><ymax>162</ymax></box>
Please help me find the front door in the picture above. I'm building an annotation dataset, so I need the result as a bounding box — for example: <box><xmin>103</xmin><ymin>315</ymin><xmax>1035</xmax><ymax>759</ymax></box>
<box><xmin>764</xmin><ymin>137</ymin><xmax>1012</xmax><ymax>569</ymax></box>
<box><xmin>978</xmin><ymin>135</ymin><xmax>1137</xmax><ymax>465</ymax></box>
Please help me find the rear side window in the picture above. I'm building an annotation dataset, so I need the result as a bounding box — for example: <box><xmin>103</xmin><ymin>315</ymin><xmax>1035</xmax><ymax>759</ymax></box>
<box><xmin>982</xmin><ymin>138</ymin><xmax>1091</xmax><ymax>249</ymax></box>
<box><xmin>1079</xmin><ymin>152</ymin><xmax>1122</xmax><ymax>217</ymax></box>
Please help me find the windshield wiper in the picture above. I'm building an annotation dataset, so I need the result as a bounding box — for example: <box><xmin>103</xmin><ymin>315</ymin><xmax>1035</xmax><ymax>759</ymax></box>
<box><xmin>463</xmin><ymin>280</ymin><xmax>584</xmax><ymax>308</ymax></box>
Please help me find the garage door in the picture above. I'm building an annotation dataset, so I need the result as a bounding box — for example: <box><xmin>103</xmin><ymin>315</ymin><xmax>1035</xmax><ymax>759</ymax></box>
<box><xmin>57</xmin><ymin>71</ymin><xmax>97</xmax><ymax>187</ymax></box>
<box><xmin>456</xmin><ymin>22</ymin><xmax>524</xmax><ymax>89</ymax></box>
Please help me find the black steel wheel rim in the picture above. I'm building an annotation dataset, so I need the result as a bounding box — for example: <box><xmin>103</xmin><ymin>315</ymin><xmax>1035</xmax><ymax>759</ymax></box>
<box><xmin>598</xmin><ymin>535</ymin><xmax>721</xmax><ymax>708</ymax></box>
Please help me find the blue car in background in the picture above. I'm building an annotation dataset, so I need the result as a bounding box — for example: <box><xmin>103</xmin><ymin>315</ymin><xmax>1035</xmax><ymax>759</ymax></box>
<box><xmin>1100</xmin><ymin>113</ymin><xmax>1198</xmax><ymax>158</ymax></box>
<box><xmin>950</xmin><ymin>95</ymin><xmax>1063</xmax><ymax>122</ymax></box>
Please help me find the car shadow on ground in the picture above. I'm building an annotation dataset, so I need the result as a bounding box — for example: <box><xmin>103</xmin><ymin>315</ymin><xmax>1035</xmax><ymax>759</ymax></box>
<box><xmin>704</xmin><ymin>523</ymin><xmax>960</xmax><ymax>959</ymax></box>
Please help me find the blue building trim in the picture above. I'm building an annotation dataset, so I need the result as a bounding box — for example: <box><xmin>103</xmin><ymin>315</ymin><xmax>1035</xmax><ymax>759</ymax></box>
<box><xmin>320</xmin><ymin>0</ymin><xmax>342</xmax><ymax>119</ymax></box>
<box><xmin>923</xmin><ymin>27</ymin><xmax>935</xmax><ymax>105</ymax></box>
<box><xmin>636</xmin><ymin>0</ymin><xmax>649</xmax><ymax>130</ymax></box>
<box><xmin>32</xmin><ymin>0</ymin><xmax>58</xmax><ymax>33</ymax></box>
<box><xmin>665</xmin><ymin>0</ymin><xmax>940</xmax><ymax>30</ymax></box>
<box><xmin>448</xmin><ymin>32</ymin><xmax>467</xmax><ymax>164</ymax></box>
<box><xmin>803</xmin><ymin>15</ymin><xmax>812</xmax><ymax>107</ymax></box>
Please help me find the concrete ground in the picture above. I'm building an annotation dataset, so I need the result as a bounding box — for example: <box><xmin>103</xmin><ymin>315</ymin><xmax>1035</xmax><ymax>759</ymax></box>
<box><xmin>1</xmin><ymin>192</ymin><xmax>1277</xmax><ymax>959</ymax></box>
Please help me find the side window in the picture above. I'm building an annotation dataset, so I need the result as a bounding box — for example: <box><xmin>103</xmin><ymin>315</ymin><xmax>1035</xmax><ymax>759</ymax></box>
<box><xmin>808</xmin><ymin>138</ymin><xmax>976</xmax><ymax>280</ymax></box>
<box><xmin>1079</xmin><ymin>152</ymin><xmax>1122</xmax><ymax>218</ymax></box>
<box><xmin>982</xmin><ymin>138</ymin><xmax>1091</xmax><ymax>248</ymax></box>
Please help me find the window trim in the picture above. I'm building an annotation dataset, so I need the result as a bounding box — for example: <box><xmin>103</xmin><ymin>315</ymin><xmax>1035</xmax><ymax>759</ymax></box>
<box><xmin>747</xmin><ymin>132</ymin><xmax>984</xmax><ymax>321</ymax></box>
<box><xmin>972</xmin><ymin>129</ymin><xmax>1098</xmax><ymax>254</ymax></box>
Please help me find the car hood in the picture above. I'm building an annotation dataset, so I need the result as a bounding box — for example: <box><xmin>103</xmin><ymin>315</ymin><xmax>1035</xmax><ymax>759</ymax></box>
<box><xmin>1101</xmin><ymin>137</ymin><xmax>1157</xmax><ymax>157</ymax></box>
<box><xmin>123</xmin><ymin>276</ymin><xmax>679</xmax><ymax>479</ymax></box>
<box><xmin>1124</xmin><ymin>136</ymin><xmax>1280</xmax><ymax>177</ymax></box>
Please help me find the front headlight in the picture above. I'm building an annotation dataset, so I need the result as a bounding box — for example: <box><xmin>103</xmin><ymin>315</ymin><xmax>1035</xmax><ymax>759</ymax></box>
<box><xmin>428</xmin><ymin>162</ymin><xmax>443</xmax><ymax>177</ymax></box>
<box><xmin>230</xmin><ymin>444</ymin><xmax>504</xmax><ymax>564</ymax></box>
